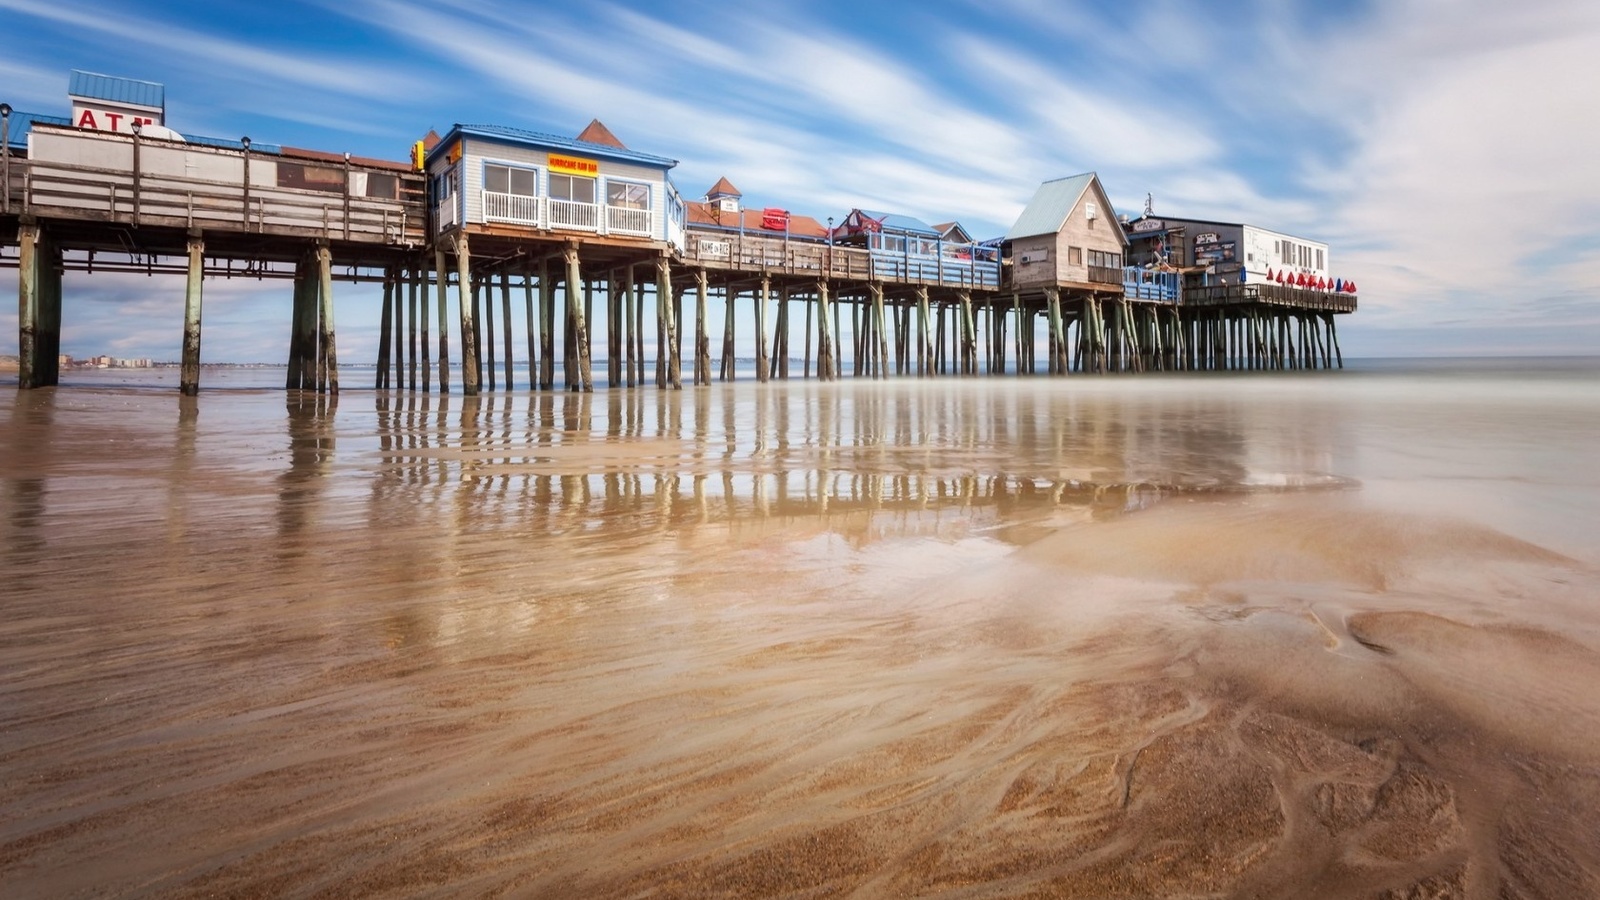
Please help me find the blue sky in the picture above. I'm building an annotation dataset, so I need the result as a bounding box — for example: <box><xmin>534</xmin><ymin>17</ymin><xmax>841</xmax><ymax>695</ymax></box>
<box><xmin>3</xmin><ymin>0</ymin><xmax>1599</xmax><ymax>362</ymax></box>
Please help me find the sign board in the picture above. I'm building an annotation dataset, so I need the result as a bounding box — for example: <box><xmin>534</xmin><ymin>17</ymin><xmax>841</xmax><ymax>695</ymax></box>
<box><xmin>549</xmin><ymin>153</ymin><xmax>600</xmax><ymax>177</ymax></box>
<box><xmin>697</xmin><ymin>239</ymin><xmax>731</xmax><ymax>260</ymax></box>
<box><xmin>1131</xmin><ymin>218</ymin><xmax>1164</xmax><ymax>233</ymax></box>
<box><xmin>71</xmin><ymin>105</ymin><xmax>158</xmax><ymax>135</ymax></box>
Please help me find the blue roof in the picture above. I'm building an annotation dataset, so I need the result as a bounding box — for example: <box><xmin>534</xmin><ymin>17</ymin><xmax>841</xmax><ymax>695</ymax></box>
<box><xmin>68</xmin><ymin>70</ymin><xmax>165</xmax><ymax>110</ymax></box>
<box><xmin>433</xmin><ymin>123</ymin><xmax>677</xmax><ymax>169</ymax></box>
<box><xmin>853</xmin><ymin>209</ymin><xmax>939</xmax><ymax>236</ymax></box>
<box><xmin>3</xmin><ymin>112</ymin><xmax>280</xmax><ymax>155</ymax></box>
<box><xmin>4</xmin><ymin>111</ymin><xmax>71</xmax><ymax>150</ymax></box>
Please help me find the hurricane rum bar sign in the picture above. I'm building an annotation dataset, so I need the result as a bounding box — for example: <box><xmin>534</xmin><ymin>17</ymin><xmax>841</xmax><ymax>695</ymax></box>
<box><xmin>549</xmin><ymin>153</ymin><xmax>599</xmax><ymax>177</ymax></box>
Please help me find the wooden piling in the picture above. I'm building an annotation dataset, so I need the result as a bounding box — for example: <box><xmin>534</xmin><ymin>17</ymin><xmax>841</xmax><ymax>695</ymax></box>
<box><xmin>315</xmin><ymin>242</ymin><xmax>337</xmax><ymax>395</ymax></box>
<box><xmin>564</xmin><ymin>244</ymin><xmax>592</xmax><ymax>392</ymax></box>
<box><xmin>816</xmin><ymin>279</ymin><xmax>835</xmax><ymax>381</ymax></box>
<box><xmin>454</xmin><ymin>235</ymin><xmax>479</xmax><ymax>396</ymax></box>
<box><xmin>16</xmin><ymin>223</ymin><xmax>62</xmax><ymax>390</ymax></box>
<box><xmin>657</xmin><ymin>254</ymin><xmax>680</xmax><ymax>389</ymax></box>
<box><xmin>694</xmin><ymin>267</ymin><xmax>710</xmax><ymax>386</ymax></box>
<box><xmin>500</xmin><ymin>267</ymin><xmax>514</xmax><ymax>390</ymax></box>
<box><xmin>756</xmin><ymin>275</ymin><xmax>770</xmax><ymax>383</ymax></box>
<box><xmin>421</xmin><ymin>260</ymin><xmax>432</xmax><ymax>392</ymax></box>
<box><xmin>539</xmin><ymin>257</ymin><xmax>554</xmax><ymax>390</ymax></box>
<box><xmin>721</xmin><ymin>280</ymin><xmax>736</xmax><ymax>381</ymax></box>
<box><xmin>433</xmin><ymin>249</ymin><xmax>450</xmax><ymax>393</ymax></box>
<box><xmin>872</xmin><ymin>283</ymin><xmax>889</xmax><ymax>380</ymax></box>
<box><xmin>376</xmin><ymin>270</ymin><xmax>393</xmax><ymax>390</ymax></box>
<box><xmin>408</xmin><ymin>265</ymin><xmax>420</xmax><ymax>391</ymax></box>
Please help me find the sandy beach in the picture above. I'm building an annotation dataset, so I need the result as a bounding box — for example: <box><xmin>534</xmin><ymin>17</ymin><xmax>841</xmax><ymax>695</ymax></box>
<box><xmin>2</xmin><ymin>364</ymin><xmax>1598</xmax><ymax>897</ymax></box>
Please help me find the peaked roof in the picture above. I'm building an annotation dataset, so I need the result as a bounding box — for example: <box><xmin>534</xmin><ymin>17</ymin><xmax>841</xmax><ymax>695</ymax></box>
<box><xmin>575</xmin><ymin>118</ymin><xmax>626</xmax><ymax>149</ymax></box>
<box><xmin>68</xmin><ymin>70</ymin><xmax>164</xmax><ymax>110</ymax></box>
<box><xmin>706</xmin><ymin>176</ymin><xmax>741</xmax><ymax>198</ymax></box>
<box><xmin>430</xmin><ymin>123</ymin><xmax>677</xmax><ymax>168</ymax></box>
<box><xmin>845</xmin><ymin>209</ymin><xmax>940</xmax><ymax>237</ymax></box>
<box><xmin>1006</xmin><ymin>172</ymin><xmax>1127</xmax><ymax>244</ymax></box>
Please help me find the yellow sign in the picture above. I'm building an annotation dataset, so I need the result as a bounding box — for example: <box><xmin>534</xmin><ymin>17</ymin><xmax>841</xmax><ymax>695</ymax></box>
<box><xmin>549</xmin><ymin>153</ymin><xmax>599</xmax><ymax>177</ymax></box>
<box><xmin>447</xmin><ymin>141</ymin><xmax>462</xmax><ymax>164</ymax></box>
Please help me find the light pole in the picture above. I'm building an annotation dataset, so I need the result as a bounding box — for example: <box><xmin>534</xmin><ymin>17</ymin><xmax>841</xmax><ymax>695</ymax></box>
<box><xmin>241</xmin><ymin>136</ymin><xmax>251</xmax><ymax>230</ymax></box>
<box><xmin>1</xmin><ymin>103</ymin><xmax>12</xmax><ymax>215</ymax></box>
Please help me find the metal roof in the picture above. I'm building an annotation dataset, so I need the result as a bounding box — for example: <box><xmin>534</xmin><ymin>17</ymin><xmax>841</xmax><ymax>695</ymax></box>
<box><xmin>1005</xmin><ymin>172</ymin><xmax>1095</xmax><ymax>240</ymax></box>
<box><xmin>852</xmin><ymin>209</ymin><xmax>940</xmax><ymax>236</ymax></box>
<box><xmin>68</xmin><ymin>70</ymin><xmax>165</xmax><ymax>110</ymax></box>
<box><xmin>435</xmin><ymin>123</ymin><xmax>677</xmax><ymax>168</ymax></box>
<box><xmin>4</xmin><ymin>111</ymin><xmax>70</xmax><ymax>150</ymax></box>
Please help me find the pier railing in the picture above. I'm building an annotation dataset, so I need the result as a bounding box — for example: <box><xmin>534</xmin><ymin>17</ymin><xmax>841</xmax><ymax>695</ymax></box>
<box><xmin>1185</xmin><ymin>283</ymin><xmax>1358</xmax><ymax>313</ymax></box>
<box><xmin>680</xmin><ymin>229</ymin><xmax>1000</xmax><ymax>289</ymax></box>
<box><xmin>1122</xmin><ymin>267</ymin><xmax>1180</xmax><ymax>302</ymax></box>
<box><xmin>14</xmin><ymin>125</ymin><xmax>426</xmax><ymax>247</ymax></box>
<box><xmin>478</xmin><ymin>190</ymin><xmax>656</xmax><ymax>239</ymax></box>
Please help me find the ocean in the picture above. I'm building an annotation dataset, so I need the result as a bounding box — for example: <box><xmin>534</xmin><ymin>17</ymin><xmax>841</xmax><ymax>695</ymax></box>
<box><xmin>3</xmin><ymin>358</ymin><xmax>1598</xmax><ymax>896</ymax></box>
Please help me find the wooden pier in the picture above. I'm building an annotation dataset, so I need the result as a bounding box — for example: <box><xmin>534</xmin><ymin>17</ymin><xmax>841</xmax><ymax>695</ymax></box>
<box><xmin>4</xmin><ymin>88</ymin><xmax>1357</xmax><ymax>395</ymax></box>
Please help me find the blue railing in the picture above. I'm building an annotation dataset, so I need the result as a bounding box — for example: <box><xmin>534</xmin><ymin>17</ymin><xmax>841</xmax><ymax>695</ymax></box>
<box><xmin>868</xmin><ymin>249</ymin><xmax>1001</xmax><ymax>289</ymax></box>
<box><xmin>1123</xmin><ymin>267</ymin><xmax>1179</xmax><ymax>302</ymax></box>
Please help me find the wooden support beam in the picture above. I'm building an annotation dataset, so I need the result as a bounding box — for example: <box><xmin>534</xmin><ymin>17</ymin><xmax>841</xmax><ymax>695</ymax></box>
<box><xmin>315</xmin><ymin>242</ymin><xmax>337</xmax><ymax>395</ymax></box>
<box><xmin>179</xmin><ymin>236</ymin><xmax>206</xmax><ymax>396</ymax></box>
<box><xmin>694</xmin><ymin>267</ymin><xmax>711</xmax><ymax>386</ymax></box>
<box><xmin>408</xmin><ymin>265</ymin><xmax>419</xmax><ymax>391</ymax></box>
<box><xmin>420</xmin><ymin>260</ymin><xmax>431</xmax><ymax>393</ymax></box>
<box><xmin>376</xmin><ymin>269</ymin><xmax>393</xmax><ymax>390</ymax></box>
<box><xmin>756</xmin><ymin>275</ymin><xmax>770</xmax><ymax>383</ymax></box>
<box><xmin>500</xmin><ymin>267</ymin><xmax>514</xmax><ymax>390</ymax></box>
<box><xmin>539</xmin><ymin>258</ymin><xmax>554</xmax><ymax>390</ymax></box>
<box><xmin>816</xmin><ymin>280</ymin><xmax>835</xmax><ymax>381</ymax></box>
<box><xmin>564</xmin><ymin>244</ymin><xmax>592</xmax><ymax>392</ymax></box>
<box><xmin>454</xmin><ymin>235</ymin><xmax>479</xmax><ymax>396</ymax></box>
<box><xmin>16</xmin><ymin>223</ymin><xmax>41</xmax><ymax>390</ymax></box>
<box><xmin>872</xmin><ymin>283</ymin><xmax>889</xmax><ymax>380</ymax></box>
<box><xmin>658</xmin><ymin>254</ymin><xmax>680</xmax><ymax>389</ymax></box>
<box><xmin>483</xmin><ymin>268</ymin><xmax>497</xmax><ymax>391</ymax></box>
<box><xmin>522</xmin><ymin>263</ymin><xmax>535</xmax><ymax>391</ymax></box>
<box><xmin>721</xmin><ymin>280</ymin><xmax>737</xmax><ymax>381</ymax></box>
<box><xmin>433</xmin><ymin>249</ymin><xmax>451</xmax><ymax>393</ymax></box>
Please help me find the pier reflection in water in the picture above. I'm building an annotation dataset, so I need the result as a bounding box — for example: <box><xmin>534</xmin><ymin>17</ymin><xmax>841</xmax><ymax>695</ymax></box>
<box><xmin>3</xmin><ymin>374</ymin><xmax>1598</xmax><ymax>898</ymax></box>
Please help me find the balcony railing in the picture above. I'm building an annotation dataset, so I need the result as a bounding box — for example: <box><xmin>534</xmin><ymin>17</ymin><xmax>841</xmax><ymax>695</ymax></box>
<box><xmin>548</xmin><ymin>198</ymin><xmax>598</xmax><ymax>232</ymax></box>
<box><xmin>482</xmin><ymin>190</ymin><xmax>540</xmax><ymax>227</ymax></box>
<box><xmin>606</xmin><ymin>205</ymin><xmax>652</xmax><ymax>237</ymax></box>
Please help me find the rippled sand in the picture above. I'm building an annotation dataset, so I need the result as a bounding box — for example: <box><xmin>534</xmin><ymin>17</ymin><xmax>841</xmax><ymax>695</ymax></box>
<box><xmin>3</xmin><ymin>369</ymin><xmax>1599</xmax><ymax>898</ymax></box>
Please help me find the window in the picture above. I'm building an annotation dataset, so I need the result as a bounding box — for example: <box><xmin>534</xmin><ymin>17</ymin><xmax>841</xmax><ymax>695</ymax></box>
<box><xmin>1068</xmin><ymin>246</ymin><xmax>1083</xmax><ymax>265</ymax></box>
<box><xmin>485</xmin><ymin>163</ymin><xmax>538</xmax><ymax>197</ymax></box>
<box><xmin>549</xmin><ymin>173</ymin><xmax>595</xmax><ymax>204</ymax></box>
<box><xmin>277</xmin><ymin>161</ymin><xmax>344</xmax><ymax>194</ymax></box>
<box><xmin>363</xmin><ymin>173</ymin><xmax>398</xmax><ymax>199</ymax></box>
<box><xmin>606</xmin><ymin>180</ymin><xmax>651</xmax><ymax>210</ymax></box>
<box><xmin>1087</xmin><ymin>249</ymin><xmax>1122</xmax><ymax>268</ymax></box>
<box><xmin>1316</xmin><ymin>248</ymin><xmax>1324</xmax><ymax>270</ymax></box>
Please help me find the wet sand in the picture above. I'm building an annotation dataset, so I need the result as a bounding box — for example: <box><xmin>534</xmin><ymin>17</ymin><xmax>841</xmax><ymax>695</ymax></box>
<box><xmin>3</xmin><ymin>367</ymin><xmax>1599</xmax><ymax>898</ymax></box>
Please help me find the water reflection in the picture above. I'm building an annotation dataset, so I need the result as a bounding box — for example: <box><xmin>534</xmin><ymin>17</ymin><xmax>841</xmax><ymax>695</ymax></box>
<box><xmin>343</xmin><ymin>383</ymin><xmax>1353</xmax><ymax>544</ymax></box>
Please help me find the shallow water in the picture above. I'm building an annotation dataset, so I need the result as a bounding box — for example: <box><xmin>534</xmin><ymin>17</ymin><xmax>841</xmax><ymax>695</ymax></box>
<box><xmin>2</xmin><ymin>361</ymin><xmax>1599</xmax><ymax>898</ymax></box>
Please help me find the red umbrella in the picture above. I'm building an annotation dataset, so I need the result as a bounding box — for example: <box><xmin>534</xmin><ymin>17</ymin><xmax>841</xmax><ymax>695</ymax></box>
<box><xmin>1276</xmin><ymin>270</ymin><xmax>1286</xmax><ymax>284</ymax></box>
<box><xmin>1316</xmin><ymin>276</ymin><xmax>1327</xmax><ymax>290</ymax></box>
<box><xmin>1346</xmin><ymin>281</ymin><xmax>1358</xmax><ymax>293</ymax></box>
<box><xmin>1296</xmin><ymin>272</ymin><xmax>1308</xmax><ymax>287</ymax></box>
<box><xmin>1265</xmin><ymin>267</ymin><xmax>1274</xmax><ymax>281</ymax></box>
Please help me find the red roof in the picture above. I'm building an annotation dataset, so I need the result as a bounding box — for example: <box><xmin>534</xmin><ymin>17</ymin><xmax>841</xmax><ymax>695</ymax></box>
<box><xmin>685</xmin><ymin>200</ymin><xmax>828</xmax><ymax>239</ymax></box>
<box><xmin>575</xmin><ymin>119</ymin><xmax>626</xmax><ymax>149</ymax></box>
<box><xmin>706</xmin><ymin>176</ymin><xmax>741</xmax><ymax>198</ymax></box>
